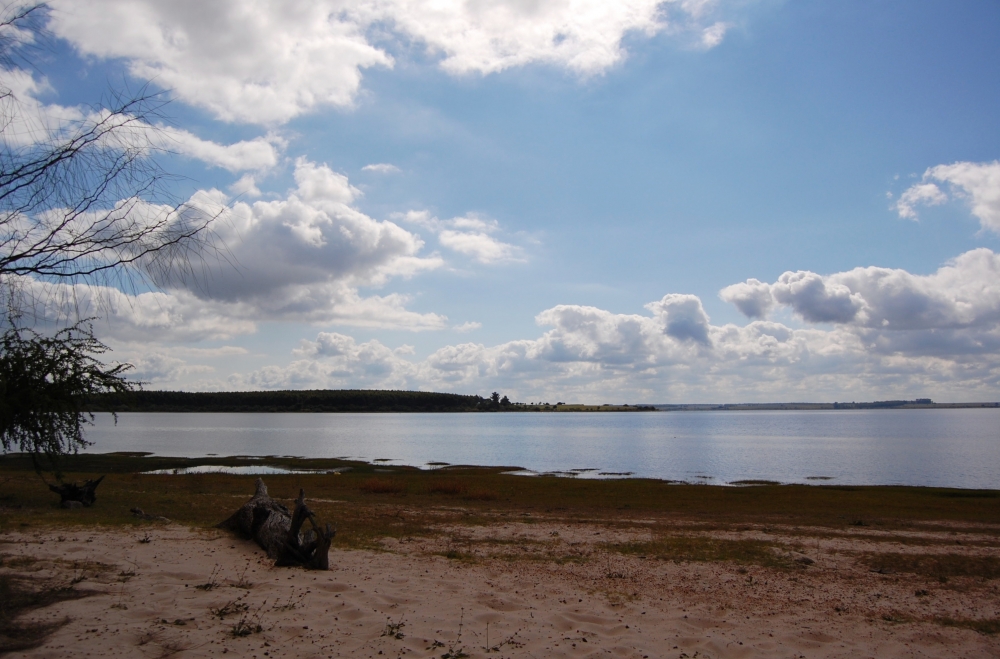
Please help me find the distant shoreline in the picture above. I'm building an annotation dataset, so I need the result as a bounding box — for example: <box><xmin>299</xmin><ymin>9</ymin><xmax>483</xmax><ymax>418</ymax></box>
<box><xmin>649</xmin><ymin>401</ymin><xmax>1000</xmax><ymax>411</ymax></box>
<box><xmin>85</xmin><ymin>390</ymin><xmax>1000</xmax><ymax>413</ymax></box>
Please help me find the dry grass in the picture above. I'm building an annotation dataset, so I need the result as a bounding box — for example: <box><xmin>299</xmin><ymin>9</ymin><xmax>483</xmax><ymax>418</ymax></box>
<box><xmin>935</xmin><ymin>617</ymin><xmax>1000</xmax><ymax>636</ymax></box>
<box><xmin>863</xmin><ymin>552</ymin><xmax>1000</xmax><ymax>580</ymax></box>
<box><xmin>2</xmin><ymin>452</ymin><xmax>1000</xmax><ymax>554</ymax></box>
<box><xmin>605</xmin><ymin>536</ymin><xmax>792</xmax><ymax>569</ymax></box>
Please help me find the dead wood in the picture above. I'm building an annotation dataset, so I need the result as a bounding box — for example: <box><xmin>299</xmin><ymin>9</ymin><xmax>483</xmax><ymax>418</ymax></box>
<box><xmin>217</xmin><ymin>479</ymin><xmax>335</xmax><ymax>570</ymax></box>
<box><xmin>48</xmin><ymin>476</ymin><xmax>104</xmax><ymax>507</ymax></box>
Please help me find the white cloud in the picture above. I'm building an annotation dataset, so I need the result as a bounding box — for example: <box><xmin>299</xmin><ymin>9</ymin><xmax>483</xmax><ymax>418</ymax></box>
<box><xmin>453</xmin><ymin>321</ymin><xmax>482</xmax><ymax>332</ymax></box>
<box><xmin>895</xmin><ymin>182</ymin><xmax>946</xmax><ymax>220</ymax></box>
<box><xmin>726</xmin><ymin>248</ymin><xmax>1000</xmax><ymax>334</ymax></box>
<box><xmin>770</xmin><ymin>271</ymin><xmax>866</xmax><ymax>324</ymax></box>
<box><xmin>362</xmin><ymin>163</ymin><xmax>401</xmax><ymax>174</ymax></box>
<box><xmin>399</xmin><ymin>211</ymin><xmax>523</xmax><ymax>264</ymax></box>
<box><xmin>48</xmin><ymin>0</ymin><xmax>732</xmax><ymax>125</ymax></box>
<box><xmin>153</xmin><ymin>159</ymin><xmax>448</xmax><ymax>328</ymax></box>
<box><xmin>47</xmin><ymin>0</ymin><xmax>392</xmax><ymax>125</ymax></box>
<box><xmin>236</xmin><ymin>332</ymin><xmax>415</xmax><ymax>390</ymax></box>
<box><xmin>925</xmin><ymin>161</ymin><xmax>1000</xmax><ymax>233</ymax></box>
<box><xmin>699</xmin><ymin>21</ymin><xmax>730</xmax><ymax>48</ymax></box>
<box><xmin>718</xmin><ymin>278</ymin><xmax>774</xmax><ymax>319</ymax></box>
<box><xmin>222</xmin><ymin>249</ymin><xmax>1000</xmax><ymax>401</ymax></box>
<box><xmin>438</xmin><ymin>230</ymin><xmax>521</xmax><ymax>264</ymax></box>
<box><xmin>10</xmin><ymin>157</ymin><xmax>450</xmax><ymax>335</ymax></box>
<box><xmin>159</xmin><ymin>127</ymin><xmax>279</xmax><ymax>172</ymax></box>
<box><xmin>897</xmin><ymin>160</ymin><xmax>1000</xmax><ymax>233</ymax></box>
<box><xmin>0</xmin><ymin>67</ymin><xmax>281</xmax><ymax>170</ymax></box>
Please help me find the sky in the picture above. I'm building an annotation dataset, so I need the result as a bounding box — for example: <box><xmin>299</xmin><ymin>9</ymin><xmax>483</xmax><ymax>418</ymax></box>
<box><xmin>6</xmin><ymin>0</ymin><xmax>1000</xmax><ymax>403</ymax></box>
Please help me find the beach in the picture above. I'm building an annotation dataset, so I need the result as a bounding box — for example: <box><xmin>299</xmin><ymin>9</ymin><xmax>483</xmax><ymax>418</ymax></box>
<box><xmin>3</xmin><ymin>515</ymin><xmax>999</xmax><ymax>658</ymax></box>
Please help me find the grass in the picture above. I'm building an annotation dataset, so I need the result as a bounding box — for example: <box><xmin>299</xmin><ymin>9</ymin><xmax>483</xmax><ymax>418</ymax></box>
<box><xmin>2</xmin><ymin>452</ymin><xmax>1000</xmax><ymax>550</ymax></box>
<box><xmin>863</xmin><ymin>552</ymin><xmax>1000</xmax><ymax>580</ymax></box>
<box><xmin>935</xmin><ymin>617</ymin><xmax>1000</xmax><ymax>636</ymax></box>
<box><xmin>605</xmin><ymin>536</ymin><xmax>793</xmax><ymax>569</ymax></box>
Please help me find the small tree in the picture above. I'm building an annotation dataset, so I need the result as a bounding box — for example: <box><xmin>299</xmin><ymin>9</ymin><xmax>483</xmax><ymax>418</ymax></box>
<box><xmin>0</xmin><ymin>322</ymin><xmax>133</xmax><ymax>473</ymax></box>
<box><xmin>0</xmin><ymin>6</ymin><xmax>216</xmax><ymax>472</ymax></box>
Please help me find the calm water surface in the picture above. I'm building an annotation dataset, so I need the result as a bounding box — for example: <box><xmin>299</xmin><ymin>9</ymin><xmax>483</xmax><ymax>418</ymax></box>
<box><xmin>84</xmin><ymin>409</ymin><xmax>1000</xmax><ymax>488</ymax></box>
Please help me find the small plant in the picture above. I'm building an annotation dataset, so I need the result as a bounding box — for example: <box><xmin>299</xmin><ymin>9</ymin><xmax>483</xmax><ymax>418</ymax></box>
<box><xmin>195</xmin><ymin>565</ymin><xmax>222</xmax><ymax>591</ymax></box>
<box><xmin>211</xmin><ymin>594</ymin><xmax>250</xmax><ymax>619</ymax></box>
<box><xmin>138</xmin><ymin>533</ymin><xmax>152</xmax><ymax>544</ymax></box>
<box><xmin>271</xmin><ymin>589</ymin><xmax>305</xmax><ymax>612</ymax></box>
<box><xmin>486</xmin><ymin>628</ymin><xmax>523</xmax><ymax>653</ymax></box>
<box><xmin>440</xmin><ymin>608</ymin><xmax>468</xmax><ymax>659</ymax></box>
<box><xmin>230</xmin><ymin>600</ymin><xmax>266</xmax><ymax>637</ymax></box>
<box><xmin>232</xmin><ymin>561</ymin><xmax>253</xmax><ymax>589</ymax></box>
<box><xmin>381</xmin><ymin>616</ymin><xmax>406</xmax><ymax>639</ymax></box>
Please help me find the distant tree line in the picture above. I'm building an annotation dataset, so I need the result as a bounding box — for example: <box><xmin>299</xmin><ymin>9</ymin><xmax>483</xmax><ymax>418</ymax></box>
<box><xmin>84</xmin><ymin>389</ymin><xmax>552</xmax><ymax>413</ymax></box>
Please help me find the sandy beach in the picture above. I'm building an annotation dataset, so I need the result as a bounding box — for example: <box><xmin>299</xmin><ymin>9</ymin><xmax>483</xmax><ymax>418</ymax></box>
<box><xmin>3</xmin><ymin>517</ymin><xmax>999</xmax><ymax>659</ymax></box>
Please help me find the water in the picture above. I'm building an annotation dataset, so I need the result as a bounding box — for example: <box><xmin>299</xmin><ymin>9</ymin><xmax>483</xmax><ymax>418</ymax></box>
<box><xmin>82</xmin><ymin>409</ymin><xmax>1000</xmax><ymax>488</ymax></box>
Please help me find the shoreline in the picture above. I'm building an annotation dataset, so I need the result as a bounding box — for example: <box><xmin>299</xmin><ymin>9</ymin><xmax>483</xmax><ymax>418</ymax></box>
<box><xmin>6</xmin><ymin>451</ymin><xmax>1000</xmax><ymax>491</ymax></box>
<box><xmin>3</xmin><ymin>461</ymin><xmax>1000</xmax><ymax>655</ymax></box>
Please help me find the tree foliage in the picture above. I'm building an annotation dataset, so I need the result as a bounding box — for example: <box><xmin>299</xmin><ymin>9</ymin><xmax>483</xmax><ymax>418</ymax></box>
<box><xmin>0</xmin><ymin>322</ymin><xmax>133</xmax><ymax>470</ymax></box>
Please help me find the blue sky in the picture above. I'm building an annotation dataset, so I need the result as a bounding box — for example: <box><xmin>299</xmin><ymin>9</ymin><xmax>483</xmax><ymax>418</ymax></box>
<box><xmin>9</xmin><ymin>0</ymin><xmax>1000</xmax><ymax>402</ymax></box>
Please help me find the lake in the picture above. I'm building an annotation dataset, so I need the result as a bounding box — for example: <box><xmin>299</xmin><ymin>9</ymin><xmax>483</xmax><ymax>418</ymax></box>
<box><xmin>82</xmin><ymin>409</ymin><xmax>1000</xmax><ymax>489</ymax></box>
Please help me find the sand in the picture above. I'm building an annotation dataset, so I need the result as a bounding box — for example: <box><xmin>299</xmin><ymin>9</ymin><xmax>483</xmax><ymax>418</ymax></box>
<box><xmin>2</xmin><ymin>520</ymin><xmax>999</xmax><ymax>658</ymax></box>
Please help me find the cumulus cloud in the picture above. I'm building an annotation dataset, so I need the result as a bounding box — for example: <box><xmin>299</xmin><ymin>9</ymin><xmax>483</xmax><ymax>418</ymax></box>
<box><xmin>897</xmin><ymin>160</ymin><xmax>1000</xmax><ymax>233</ymax></box>
<box><xmin>719</xmin><ymin>278</ymin><xmax>774</xmax><ymax>319</ymax></box>
<box><xmin>142</xmin><ymin>159</ymin><xmax>448</xmax><ymax>328</ymax></box>
<box><xmin>725</xmin><ymin>249</ymin><xmax>1000</xmax><ymax>334</ymax></box>
<box><xmin>10</xmin><ymin>157</ymin><xmax>450</xmax><ymax>336</ymax></box>
<box><xmin>225</xmin><ymin>249</ymin><xmax>1000</xmax><ymax>401</ymax></box>
<box><xmin>48</xmin><ymin>0</ymin><xmax>732</xmax><ymax>125</ymax></box>
<box><xmin>47</xmin><ymin>0</ymin><xmax>391</xmax><ymax>125</ymax></box>
<box><xmin>771</xmin><ymin>271</ymin><xmax>866</xmax><ymax>324</ymax></box>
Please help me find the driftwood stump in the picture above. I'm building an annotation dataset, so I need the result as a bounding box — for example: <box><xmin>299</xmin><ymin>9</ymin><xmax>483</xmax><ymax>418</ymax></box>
<box><xmin>49</xmin><ymin>476</ymin><xmax>104</xmax><ymax>508</ymax></box>
<box><xmin>217</xmin><ymin>478</ymin><xmax>335</xmax><ymax>570</ymax></box>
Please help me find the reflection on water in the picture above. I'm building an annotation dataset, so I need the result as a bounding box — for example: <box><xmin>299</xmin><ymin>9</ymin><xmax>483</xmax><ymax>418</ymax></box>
<box><xmin>85</xmin><ymin>409</ymin><xmax>1000</xmax><ymax>488</ymax></box>
<box><xmin>142</xmin><ymin>465</ymin><xmax>350</xmax><ymax>476</ymax></box>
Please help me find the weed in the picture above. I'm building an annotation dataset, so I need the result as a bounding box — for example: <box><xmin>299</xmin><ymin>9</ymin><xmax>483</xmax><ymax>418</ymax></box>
<box><xmin>138</xmin><ymin>533</ymin><xmax>152</xmax><ymax>544</ymax></box>
<box><xmin>211</xmin><ymin>594</ymin><xmax>249</xmax><ymax>619</ymax></box>
<box><xmin>271</xmin><ymin>589</ymin><xmax>305</xmax><ymax>612</ymax></box>
<box><xmin>195</xmin><ymin>565</ymin><xmax>222</xmax><ymax>591</ymax></box>
<box><xmin>230</xmin><ymin>600</ymin><xmax>266</xmax><ymax>637</ymax></box>
<box><xmin>440</xmin><ymin>608</ymin><xmax>468</xmax><ymax>659</ymax></box>
<box><xmin>484</xmin><ymin>623</ymin><xmax>522</xmax><ymax>653</ymax></box>
<box><xmin>232</xmin><ymin>561</ymin><xmax>253</xmax><ymax>589</ymax></box>
<box><xmin>381</xmin><ymin>615</ymin><xmax>406</xmax><ymax>639</ymax></box>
